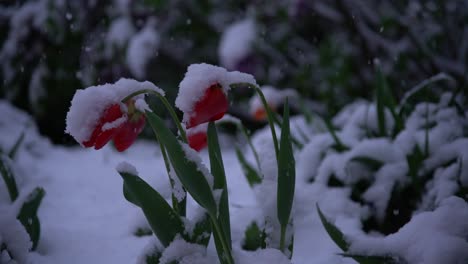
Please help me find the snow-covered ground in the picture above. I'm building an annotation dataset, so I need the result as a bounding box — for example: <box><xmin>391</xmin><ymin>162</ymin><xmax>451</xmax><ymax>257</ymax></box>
<box><xmin>1</xmin><ymin>93</ymin><xmax>467</xmax><ymax>264</ymax></box>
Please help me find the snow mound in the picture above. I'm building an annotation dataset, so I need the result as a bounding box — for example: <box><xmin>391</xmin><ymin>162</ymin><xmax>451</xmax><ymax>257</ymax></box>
<box><xmin>349</xmin><ymin>196</ymin><xmax>468</xmax><ymax>264</ymax></box>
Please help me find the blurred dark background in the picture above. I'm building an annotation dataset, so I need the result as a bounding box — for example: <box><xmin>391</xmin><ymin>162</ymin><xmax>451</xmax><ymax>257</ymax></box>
<box><xmin>0</xmin><ymin>0</ymin><xmax>466</xmax><ymax>145</ymax></box>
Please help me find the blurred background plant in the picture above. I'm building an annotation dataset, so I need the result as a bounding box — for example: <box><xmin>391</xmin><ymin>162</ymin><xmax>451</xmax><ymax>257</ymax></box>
<box><xmin>0</xmin><ymin>0</ymin><xmax>466</xmax><ymax>144</ymax></box>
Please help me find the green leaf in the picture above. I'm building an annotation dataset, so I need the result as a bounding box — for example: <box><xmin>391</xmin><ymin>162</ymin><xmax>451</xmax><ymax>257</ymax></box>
<box><xmin>323</xmin><ymin>118</ymin><xmax>348</xmax><ymax>152</ymax></box>
<box><xmin>277</xmin><ymin>100</ymin><xmax>295</xmax><ymax>251</ymax></box>
<box><xmin>316</xmin><ymin>204</ymin><xmax>349</xmax><ymax>252</ymax></box>
<box><xmin>406</xmin><ymin>145</ymin><xmax>425</xmax><ymax>181</ymax></box>
<box><xmin>341</xmin><ymin>253</ymin><xmax>401</xmax><ymax>264</ymax></box>
<box><xmin>376</xmin><ymin>69</ymin><xmax>388</xmax><ymax>137</ymax></box>
<box><xmin>0</xmin><ymin>154</ymin><xmax>19</xmax><ymax>202</ymax></box>
<box><xmin>207</xmin><ymin>122</ymin><xmax>232</xmax><ymax>260</ymax></box>
<box><xmin>17</xmin><ymin>187</ymin><xmax>45</xmax><ymax>250</ymax></box>
<box><xmin>235</xmin><ymin>146</ymin><xmax>262</xmax><ymax>187</ymax></box>
<box><xmin>123</xmin><ymin>181</ymin><xmax>140</xmax><ymax>207</ymax></box>
<box><xmin>242</xmin><ymin>221</ymin><xmax>266</xmax><ymax>251</ymax></box>
<box><xmin>375</xmin><ymin>69</ymin><xmax>403</xmax><ymax>137</ymax></box>
<box><xmin>350</xmin><ymin>156</ymin><xmax>384</xmax><ymax>171</ymax></box>
<box><xmin>252</xmin><ymin>86</ymin><xmax>279</xmax><ymax>159</ymax></box>
<box><xmin>142</xmin><ymin>242</ymin><xmax>164</xmax><ymax>264</ymax></box>
<box><xmin>8</xmin><ymin>129</ymin><xmax>25</xmax><ymax>160</ymax></box>
<box><xmin>146</xmin><ymin>111</ymin><xmax>217</xmax><ymax>216</ymax></box>
<box><xmin>190</xmin><ymin>212</ymin><xmax>211</xmax><ymax>246</ymax></box>
<box><xmin>119</xmin><ymin>172</ymin><xmax>184</xmax><ymax>247</ymax></box>
<box><xmin>134</xmin><ymin>227</ymin><xmax>153</xmax><ymax>237</ymax></box>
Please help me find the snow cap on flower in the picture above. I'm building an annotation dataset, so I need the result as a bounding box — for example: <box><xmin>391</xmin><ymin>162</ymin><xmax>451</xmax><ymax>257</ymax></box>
<box><xmin>65</xmin><ymin>78</ymin><xmax>163</xmax><ymax>147</ymax></box>
<box><xmin>175</xmin><ymin>63</ymin><xmax>256</xmax><ymax>128</ymax></box>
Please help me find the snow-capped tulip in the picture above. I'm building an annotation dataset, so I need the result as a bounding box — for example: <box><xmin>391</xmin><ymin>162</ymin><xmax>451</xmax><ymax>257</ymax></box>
<box><xmin>82</xmin><ymin>101</ymin><xmax>145</xmax><ymax>152</ymax></box>
<box><xmin>175</xmin><ymin>63</ymin><xmax>257</xmax><ymax>129</ymax></box>
<box><xmin>186</xmin><ymin>83</ymin><xmax>228</xmax><ymax>129</ymax></box>
<box><xmin>188</xmin><ymin>131</ymin><xmax>207</xmax><ymax>152</ymax></box>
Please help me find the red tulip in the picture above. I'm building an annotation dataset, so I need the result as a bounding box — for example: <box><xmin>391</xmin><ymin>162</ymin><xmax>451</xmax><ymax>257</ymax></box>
<box><xmin>188</xmin><ymin>130</ymin><xmax>207</xmax><ymax>152</ymax></box>
<box><xmin>82</xmin><ymin>101</ymin><xmax>145</xmax><ymax>152</ymax></box>
<box><xmin>186</xmin><ymin>83</ymin><xmax>228</xmax><ymax>129</ymax></box>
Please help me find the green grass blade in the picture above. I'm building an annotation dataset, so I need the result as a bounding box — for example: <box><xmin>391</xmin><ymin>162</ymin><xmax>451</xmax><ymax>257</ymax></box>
<box><xmin>323</xmin><ymin>118</ymin><xmax>348</xmax><ymax>152</ymax></box>
<box><xmin>242</xmin><ymin>221</ymin><xmax>266</xmax><ymax>251</ymax></box>
<box><xmin>235</xmin><ymin>146</ymin><xmax>262</xmax><ymax>187</ymax></box>
<box><xmin>238</xmin><ymin>124</ymin><xmax>261</xmax><ymax>171</ymax></box>
<box><xmin>341</xmin><ymin>253</ymin><xmax>401</xmax><ymax>264</ymax></box>
<box><xmin>17</xmin><ymin>187</ymin><xmax>45</xmax><ymax>250</ymax></box>
<box><xmin>191</xmin><ymin>212</ymin><xmax>212</xmax><ymax>246</ymax></box>
<box><xmin>8</xmin><ymin>130</ymin><xmax>25</xmax><ymax>160</ymax></box>
<box><xmin>253</xmin><ymin>86</ymin><xmax>279</xmax><ymax>159</ymax></box>
<box><xmin>316</xmin><ymin>204</ymin><xmax>349</xmax><ymax>252</ymax></box>
<box><xmin>0</xmin><ymin>154</ymin><xmax>19</xmax><ymax>202</ymax></box>
<box><xmin>376</xmin><ymin>69</ymin><xmax>387</xmax><ymax>137</ymax></box>
<box><xmin>146</xmin><ymin>111</ymin><xmax>217</xmax><ymax>216</ymax></box>
<box><xmin>119</xmin><ymin>171</ymin><xmax>184</xmax><ymax>247</ymax></box>
<box><xmin>277</xmin><ymin>100</ymin><xmax>295</xmax><ymax>252</ymax></box>
<box><xmin>207</xmin><ymin>122</ymin><xmax>232</xmax><ymax>248</ymax></box>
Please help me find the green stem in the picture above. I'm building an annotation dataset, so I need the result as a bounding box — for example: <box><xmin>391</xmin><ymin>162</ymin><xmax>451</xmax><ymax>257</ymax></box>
<box><xmin>231</xmin><ymin>83</ymin><xmax>280</xmax><ymax>160</ymax></box>
<box><xmin>121</xmin><ymin>89</ymin><xmax>188</xmax><ymax>143</ymax></box>
<box><xmin>238</xmin><ymin>125</ymin><xmax>262</xmax><ymax>171</ymax></box>
<box><xmin>279</xmin><ymin>225</ymin><xmax>286</xmax><ymax>252</ymax></box>
<box><xmin>211</xmin><ymin>216</ymin><xmax>234</xmax><ymax>264</ymax></box>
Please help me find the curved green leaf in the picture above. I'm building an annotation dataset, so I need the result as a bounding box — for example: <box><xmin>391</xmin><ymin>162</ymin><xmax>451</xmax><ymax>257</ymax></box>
<box><xmin>316</xmin><ymin>204</ymin><xmax>349</xmax><ymax>252</ymax></box>
<box><xmin>207</xmin><ymin>122</ymin><xmax>232</xmax><ymax>261</ymax></box>
<box><xmin>146</xmin><ymin>111</ymin><xmax>217</xmax><ymax>215</ymax></box>
<box><xmin>119</xmin><ymin>172</ymin><xmax>184</xmax><ymax>247</ymax></box>
<box><xmin>17</xmin><ymin>187</ymin><xmax>45</xmax><ymax>250</ymax></box>
<box><xmin>277</xmin><ymin>100</ymin><xmax>295</xmax><ymax>252</ymax></box>
<box><xmin>0</xmin><ymin>154</ymin><xmax>19</xmax><ymax>202</ymax></box>
<box><xmin>235</xmin><ymin>146</ymin><xmax>262</xmax><ymax>187</ymax></box>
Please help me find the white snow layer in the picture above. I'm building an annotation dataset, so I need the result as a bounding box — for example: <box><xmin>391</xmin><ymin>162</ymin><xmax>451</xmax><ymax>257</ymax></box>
<box><xmin>348</xmin><ymin>196</ymin><xmax>468</xmax><ymax>264</ymax></box>
<box><xmin>65</xmin><ymin>78</ymin><xmax>163</xmax><ymax>145</ymax></box>
<box><xmin>175</xmin><ymin>63</ymin><xmax>257</xmax><ymax>121</ymax></box>
<box><xmin>0</xmin><ymin>207</ymin><xmax>32</xmax><ymax>264</ymax></box>
<box><xmin>116</xmin><ymin>161</ymin><xmax>138</xmax><ymax>175</ymax></box>
<box><xmin>219</xmin><ymin>19</ymin><xmax>256</xmax><ymax>70</ymax></box>
<box><xmin>126</xmin><ymin>21</ymin><xmax>160</xmax><ymax>79</ymax></box>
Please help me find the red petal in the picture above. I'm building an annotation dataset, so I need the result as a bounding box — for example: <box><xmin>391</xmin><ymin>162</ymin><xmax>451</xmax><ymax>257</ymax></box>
<box><xmin>253</xmin><ymin>108</ymin><xmax>267</xmax><ymax>121</ymax></box>
<box><xmin>83</xmin><ymin>104</ymin><xmax>124</xmax><ymax>149</ymax></box>
<box><xmin>188</xmin><ymin>131</ymin><xmax>207</xmax><ymax>152</ymax></box>
<box><xmin>187</xmin><ymin>83</ymin><xmax>228</xmax><ymax>129</ymax></box>
<box><xmin>113</xmin><ymin>115</ymin><xmax>146</xmax><ymax>152</ymax></box>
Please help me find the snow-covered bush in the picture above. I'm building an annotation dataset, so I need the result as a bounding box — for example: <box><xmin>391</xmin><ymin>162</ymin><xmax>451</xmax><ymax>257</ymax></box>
<box><xmin>294</xmin><ymin>79</ymin><xmax>468</xmax><ymax>263</ymax></box>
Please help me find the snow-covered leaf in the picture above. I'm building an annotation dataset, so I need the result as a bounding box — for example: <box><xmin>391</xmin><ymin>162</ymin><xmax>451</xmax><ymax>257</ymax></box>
<box><xmin>0</xmin><ymin>154</ymin><xmax>19</xmax><ymax>202</ymax></box>
<box><xmin>146</xmin><ymin>111</ymin><xmax>217</xmax><ymax>216</ymax></box>
<box><xmin>17</xmin><ymin>187</ymin><xmax>45</xmax><ymax>250</ymax></box>
<box><xmin>119</xmin><ymin>171</ymin><xmax>184</xmax><ymax>247</ymax></box>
